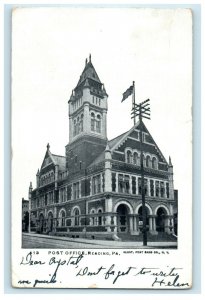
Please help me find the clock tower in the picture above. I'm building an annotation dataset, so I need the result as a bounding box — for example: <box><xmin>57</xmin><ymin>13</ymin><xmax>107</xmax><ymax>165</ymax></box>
<box><xmin>66</xmin><ymin>55</ymin><xmax>108</xmax><ymax>172</ymax></box>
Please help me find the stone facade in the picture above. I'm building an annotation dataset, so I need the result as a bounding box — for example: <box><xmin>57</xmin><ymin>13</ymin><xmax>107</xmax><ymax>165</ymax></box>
<box><xmin>28</xmin><ymin>56</ymin><xmax>177</xmax><ymax>240</ymax></box>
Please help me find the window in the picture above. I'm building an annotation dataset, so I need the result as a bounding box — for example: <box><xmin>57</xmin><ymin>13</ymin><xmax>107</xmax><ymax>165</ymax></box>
<box><xmin>45</xmin><ymin>194</ymin><xmax>47</xmax><ymax>206</ymax></box>
<box><xmin>59</xmin><ymin>210</ymin><xmax>66</xmax><ymax>227</ymax></box>
<box><xmin>73</xmin><ymin>182</ymin><xmax>80</xmax><ymax>199</ymax></box>
<box><xmin>150</xmin><ymin>180</ymin><xmax>154</xmax><ymax>196</ymax></box>
<box><xmin>146</xmin><ymin>156</ymin><xmax>151</xmax><ymax>168</ymax></box>
<box><xmin>98</xmin><ymin>209</ymin><xmax>102</xmax><ymax>226</ymax></box>
<box><xmin>132</xmin><ymin>177</ymin><xmax>136</xmax><ymax>194</ymax></box>
<box><xmin>112</xmin><ymin>173</ymin><xmax>116</xmax><ymax>192</ymax></box>
<box><xmin>90</xmin><ymin>209</ymin><xmax>96</xmax><ymax>226</ymax></box>
<box><xmin>96</xmin><ymin>115</ymin><xmax>101</xmax><ymax>133</ymax></box>
<box><xmin>127</xmin><ymin>150</ymin><xmax>132</xmax><ymax>164</ymax></box>
<box><xmin>144</xmin><ymin>179</ymin><xmax>148</xmax><ymax>195</ymax></box>
<box><xmin>124</xmin><ymin>175</ymin><xmax>130</xmax><ymax>193</ymax></box>
<box><xmin>155</xmin><ymin>181</ymin><xmax>159</xmax><ymax>197</ymax></box>
<box><xmin>166</xmin><ymin>182</ymin><xmax>169</xmax><ymax>198</ymax></box>
<box><xmin>152</xmin><ymin>157</ymin><xmax>158</xmax><ymax>169</ymax></box>
<box><xmin>118</xmin><ymin>174</ymin><xmax>124</xmax><ymax>193</ymax></box>
<box><xmin>91</xmin><ymin>112</ymin><xmax>102</xmax><ymax>133</ymax></box>
<box><xmin>138</xmin><ymin>178</ymin><xmax>142</xmax><ymax>195</ymax></box>
<box><xmin>74</xmin><ymin>208</ymin><xmax>80</xmax><ymax>226</ymax></box>
<box><xmin>92</xmin><ymin>175</ymin><xmax>101</xmax><ymax>194</ymax></box>
<box><xmin>133</xmin><ymin>152</ymin><xmax>139</xmax><ymax>165</ymax></box>
<box><xmin>77</xmin><ymin>116</ymin><xmax>80</xmax><ymax>134</ymax></box>
<box><xmin>160</xmin><ymin>182</ymin><xmax>165</xmax><ymax>198</ymax></box>
<box><xmin>80</xmin><ymin>114</ymin><xmax>83</xmax><ymax>132</ymax></box>
<box><xmin>91</xmin><ymin>113</ymin><xmax>95</xmax><ymax>131</ymax></box>
<box><xmin>67</xmin><ymin>185</ymin><xmax>72</xmax><ymax>200</ymax></box>
<box><xmin>60</xmin><ymin>187</ymin><xmax>66</xmax><ymax>203</ymax></box>
<box><xmin>102</xmin><ymin>173</ymin><xmax>105</xmax><ymax>192</ymax></box>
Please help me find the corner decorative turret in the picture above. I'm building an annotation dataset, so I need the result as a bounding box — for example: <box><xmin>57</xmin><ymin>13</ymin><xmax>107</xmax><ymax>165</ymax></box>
<box><xmin>28</xmin><ymin>181</ymin><xmax>33</xmax><ymax>200</ymax></box>
<box><xmin>68</xmin><ymin>55</ymin><xmax>108</xmax><ymax>143</ymax></box>
<box><xmin>36</xmin><ymin>169</ymin><xmax>40</xmax><ymax>188</ymax></box>
<box><xmin>168</xmin><ymin>155</ymin><xmax>174</xmax><ymax>200</ymax></box>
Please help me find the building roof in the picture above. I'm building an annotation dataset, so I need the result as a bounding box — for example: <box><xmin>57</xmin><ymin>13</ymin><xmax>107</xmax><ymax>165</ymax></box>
<box><xmin>75</xmin><ymin>55</ymin><xmax>101</xmax><ymax>89</ymax></box>
<box><xmin>87</xmin><ymin>131</ymin><xmax>129</xmax><ymax>168</ymax></box>
<box><xmin>40</xmin><ymin>144</ymin><xmax>66</xmax><ymax>172</ymax></box>
<box><xmin>52</xmin><ymin>154</ymin><xmax>66</xmax><ymax>171</ymax></box>
<box><xmin>88</xmin><ymin>120</ymin><xmax>168</xmax><ymax>168</ymax></box>
<box><xmin>108</xmin><ymin>130</ymin><xmax>129</xmax><ymax>149</ymax></box>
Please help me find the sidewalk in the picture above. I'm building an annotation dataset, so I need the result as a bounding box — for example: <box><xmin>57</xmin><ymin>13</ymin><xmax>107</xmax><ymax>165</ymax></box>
<box><xmin>23</xmin><ymin>233</ymin><xmax>177</xmax><ymax>248</ymax></box>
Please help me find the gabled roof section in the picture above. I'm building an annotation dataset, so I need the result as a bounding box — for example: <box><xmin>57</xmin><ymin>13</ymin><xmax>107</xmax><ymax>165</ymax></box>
<box><xmin>75</xmin><ymin>55</ymin><xmax>102</xmax><ymax>89</ymax></box>
<box><xmin>87</xmin><ymin>121</ymin><xmax>169</xmax><ymax>168</ymax></box>
<box><xmin>110</xmin><ymin>121</ymin><xmax>168</xmax><ymax>164</ymax></box>
<box><xmin>108</xmin><ymin>130</ymin><xmax>129</xmax><ymax>149</ymax></box>
<box><xmin>40</xmin><ymin>144</ymin><xmax>66</xmax><ymax>171</ymax></box>
<box><xmin>109</xmin><ymin>121</ymin><xmax>140</xmax><ymax>152</ymax></box>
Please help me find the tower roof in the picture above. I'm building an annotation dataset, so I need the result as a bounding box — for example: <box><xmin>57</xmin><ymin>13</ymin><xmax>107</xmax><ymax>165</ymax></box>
<box><xmin>75</xmin><ymin>55</ymin><xmax>102</xmax><ymax>90</ymax></box>
<box><xmin>68</xmin><ymin>55</ymin><xmax>108</xmax><ymax>103</ymax></box>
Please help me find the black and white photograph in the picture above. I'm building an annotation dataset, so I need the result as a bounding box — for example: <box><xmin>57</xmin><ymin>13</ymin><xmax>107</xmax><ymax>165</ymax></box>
<box><xmin>12</xmin><ymin>7</ymin><xmax>192</xmax><ymax>288</ymax></box>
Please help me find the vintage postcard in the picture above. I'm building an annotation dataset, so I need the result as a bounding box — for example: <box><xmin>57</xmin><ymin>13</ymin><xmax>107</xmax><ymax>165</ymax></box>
<box><xmin>12</xmin><ymin>7</ymin><xmax>192</xmax><ymax>288</ymax></box>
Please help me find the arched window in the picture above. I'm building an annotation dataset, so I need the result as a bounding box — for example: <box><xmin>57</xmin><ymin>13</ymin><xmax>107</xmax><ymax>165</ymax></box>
<box><xmin>127</xmin><ymin>150</ymin><xmax>132</xmax><ymax>164</ymax></box>
<box><xmin>90</xmin><ymin>209</ymin><xmax>96</xmax><ymax>225</ymax></box>
<box><xmin>98</xmin><ymin>209</ymin><xmax>103</xmax><ymax>226</ymax></box>
<box><xmin>152</xmin><ymin>157</ymin><xmax>158</xmax><ymax>169</ymax></box>
<box><xmin>91</xmin><ymin>112</ymin><xmax>95</xmax><ymax>131</ymax></box>
<box><xmin>146</xmin><ymin>155</ymin><xmax>151</xmax><ymax>168</ymax></box>
<box><xmin>96</xmin><ymin>115</ymin><xmax>101</xmax><ymax>133</ymax></box>
<box><xmin>61</xmin><ymin>210</ymin><xmax>66</xmax><ymax>226</ymax></box>
<box><xmin>133</xmin><ymin>152</ymin><xmax>138</xmax><ymax>165</ymax></box>
<box><xmin>74</xmin><ymin>208</ymin><xmax>80</xmax><ymax>226</ymax></box>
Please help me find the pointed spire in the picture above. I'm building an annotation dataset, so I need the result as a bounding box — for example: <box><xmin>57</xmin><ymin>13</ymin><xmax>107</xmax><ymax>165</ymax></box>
<box><xmin>105</xmin><ymin>143</ymin><xmax>111</xmax><ymax>160</ymax></box>
<box><xmin>85</xmin><ymin>58</ymin><xmax>88</xmax><ymax>65</ymax></box>
<box><xmin>29</xmin><ymin>181</ymin><xmax>33</xmax><ymax>189</ymax></box>
<box><xmin>169</xmin><ymin>156</ymin><xmax>173</xmax><ymax>166</ymax></box>
<box><xmin>105</xmin><ymin>143</ymin><xmax>110</xmax><ymax>152</ymax></box>
<box><xmin>36</xmin><ymin>169</ymin><xmax>40</xmax><ymax>175</ymax></box>
<box><xmin>47</xmin><ymin>143</ymin><xmax>50</xmax><ymax>151</ymax></box>
<box><xmin>89</xmin><ymin>53</ymin><xmax>91</xmax><ymax>62</ymax></box>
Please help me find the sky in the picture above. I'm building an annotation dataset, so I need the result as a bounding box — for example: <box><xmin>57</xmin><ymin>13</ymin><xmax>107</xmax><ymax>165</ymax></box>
<box><xmin>12</xmin><ymin>7</ymin><xmax>192</xmax><ymax>203</ymax></box>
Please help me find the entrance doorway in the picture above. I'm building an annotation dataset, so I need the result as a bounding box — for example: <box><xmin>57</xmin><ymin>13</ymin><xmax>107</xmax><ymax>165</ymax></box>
<box><xmin>47</xmin><ymin>212</ymin><xmax>53</xmax><ymax>232</ymax></box>
<box><xmin>117</xmin><ymin>204</ymin><xmax>129</xmax><ymax>233</ymax></box>
<box><xmin>39</xmin><ymin>214</ymin><xmax>44</xmax><ymax>234</ymax></box>
<box><xmin>156</xmin><ymin>207</ymin><xmax>167</xmax><ymax>232</ymax></box>
<box><xmin>138</xmin><ymin>206</ymin><xmax>149</xmax><ymax>232</ymax></box>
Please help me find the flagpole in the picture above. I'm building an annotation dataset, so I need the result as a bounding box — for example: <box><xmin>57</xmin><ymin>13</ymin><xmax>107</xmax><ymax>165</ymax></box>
<box><xmin>132</xmin><ymin>81</ymin><xmax>136</xmax><ymax>125</ymax></box>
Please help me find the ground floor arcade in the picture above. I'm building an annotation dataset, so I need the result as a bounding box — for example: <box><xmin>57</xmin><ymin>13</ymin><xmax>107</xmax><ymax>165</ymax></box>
<box><xmin>30</xmin><ymin>198</ymin><xmax>175</xmax><ymax>239</ymax></box>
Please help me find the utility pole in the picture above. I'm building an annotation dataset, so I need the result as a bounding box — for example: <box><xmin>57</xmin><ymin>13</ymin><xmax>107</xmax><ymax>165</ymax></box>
<box><xmin>131</xmin><ymin>98</ymin><xmax>150</xmax><ymax>246</ymax></box>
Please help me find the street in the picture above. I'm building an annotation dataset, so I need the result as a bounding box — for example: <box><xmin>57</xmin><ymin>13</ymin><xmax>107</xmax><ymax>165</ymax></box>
<box><xmin>22</xmin><ymin>233</ymin><xmax>177</xmax><ymax>249</ymax></box>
